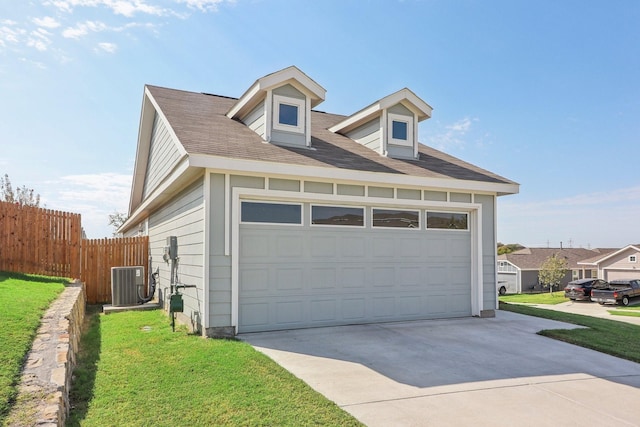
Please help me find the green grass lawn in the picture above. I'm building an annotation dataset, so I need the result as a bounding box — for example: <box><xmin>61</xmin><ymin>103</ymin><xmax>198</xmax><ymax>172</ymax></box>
<box><xmin>68</xmin><ymin>308</ymin><xmax>362</xmax><ymax>427</ymax></box>
<box><xmin>500</xmin><ymin>302</ymin><xmax>640</xmax><ymax>363</ymax></box>
<box><xmin>499</xmin><ymin>291</ymin><xmax>568</xmax><ymax>305</ymax></box>
<box><xmin>608</xmin><ymin>310</ymin><xmax>640</xmax><ymax>317</ymax></box>
<box><xmin>0</xmin><ymin>271</ymin><xmax>67</xmax><ymax>423</ymax></box>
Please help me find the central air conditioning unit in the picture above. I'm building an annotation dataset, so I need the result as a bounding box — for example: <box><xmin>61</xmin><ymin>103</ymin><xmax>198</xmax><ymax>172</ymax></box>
<box><xmin>111</xmin><ymin>266</ymin><xmax>145</xmax><ymax>307</ymax></box>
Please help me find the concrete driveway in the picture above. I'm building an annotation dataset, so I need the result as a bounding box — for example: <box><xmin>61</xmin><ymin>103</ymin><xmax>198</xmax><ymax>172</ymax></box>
<box><xmin>241</xmin><ymin>311</ymin><xmax>640</xmax><ymax>427</ymax></box>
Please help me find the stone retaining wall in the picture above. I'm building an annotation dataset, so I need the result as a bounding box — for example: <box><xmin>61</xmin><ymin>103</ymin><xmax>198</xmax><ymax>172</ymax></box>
<box><xmin>6</xmin><ymin>281</ymin><xmax>86</xmax><ymax>427</ymax></box>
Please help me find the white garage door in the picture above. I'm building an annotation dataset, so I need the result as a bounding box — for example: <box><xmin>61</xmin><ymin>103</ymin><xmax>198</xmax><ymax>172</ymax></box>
<box><xmin>605</xmin><ymin>269</ymin><xmax>640</xmax><ymax>281</ymax></box>
<box><xmin>237</xmin><ymin>202</ymin><xmax>472</xmax><ymax>333</ymax></box>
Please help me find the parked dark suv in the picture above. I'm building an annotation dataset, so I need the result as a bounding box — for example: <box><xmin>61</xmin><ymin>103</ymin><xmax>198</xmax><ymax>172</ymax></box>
<box><xmin>564</xmin><ymin>278</ymin><xmax>608</xmax><ymax>301</ymax></box>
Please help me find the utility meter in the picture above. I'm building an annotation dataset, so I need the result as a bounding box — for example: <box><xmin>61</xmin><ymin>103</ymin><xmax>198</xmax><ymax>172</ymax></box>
<box><xmin>163</xmin><ymin>236</ymin><xmax>178</xmax><ymax>262</ymax></box>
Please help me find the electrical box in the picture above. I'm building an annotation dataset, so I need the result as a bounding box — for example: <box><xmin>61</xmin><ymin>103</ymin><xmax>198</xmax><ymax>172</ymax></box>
<box><xmin>169</xmin><ymin>293</ymin><xmax>184</xmax><ymax>313</ymax></box>
<box><xmin>163</xmin><ymin>236</ymin><xmax>178</xmax><ymax>262</ymax></box>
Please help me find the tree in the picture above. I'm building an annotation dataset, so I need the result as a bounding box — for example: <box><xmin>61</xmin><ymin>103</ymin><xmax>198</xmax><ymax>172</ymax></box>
<box><xmin>108</xmin><ymin>211</ymin><xmax>128</xmax><ymax>237</ymax></box>
<box><xmin>0</xmin><ymin>174</ymin><xmax>40</xmax><ymax>207</ymax></box>
<box><xmin>497</xmin><ymin>243</ymin><xmax>524</xmax><ymax>255</ymax></box>
<box><xmin>538</xmin><ymin>254</ymin><xmax>569</xmax><ymax>293</ymax></box>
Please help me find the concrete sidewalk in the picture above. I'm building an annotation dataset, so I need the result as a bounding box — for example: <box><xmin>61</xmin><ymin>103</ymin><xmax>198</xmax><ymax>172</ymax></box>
<box><xmin>242</xmin><ymin>311</ymin><xmax>640</xmax><ymax>427</ymax></box>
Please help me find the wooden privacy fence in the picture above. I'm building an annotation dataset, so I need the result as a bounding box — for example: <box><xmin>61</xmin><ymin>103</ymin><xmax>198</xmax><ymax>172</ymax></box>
<box><xmin>0</xmin><ymin>201</ymin><xmax>82</xmax><ymax>278</ymax></box>
<box><xmin>81</xmin><ymin>237</ymin><xmax>149</xmax><ymax>304</ymax></box>
<box><xmin>0</xmin><ymin>200</ymin><xmax>149</xmax><ymax>304</ymax></box>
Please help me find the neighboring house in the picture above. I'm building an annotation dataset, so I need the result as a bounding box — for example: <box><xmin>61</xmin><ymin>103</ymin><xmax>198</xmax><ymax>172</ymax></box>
<box><xmin>497</xmin><ymin>247</ymin><xmax>616</xmax><ymax>294</ymax></box>
<box><xmin>119</xmin><ymin>66</ymin><xmax>519</xmax><ymax>336</ymax></box>
<box><xmin>577</xmin><ymin>244</ymin><xmax>640</xmax><ymax>281</ymax></box>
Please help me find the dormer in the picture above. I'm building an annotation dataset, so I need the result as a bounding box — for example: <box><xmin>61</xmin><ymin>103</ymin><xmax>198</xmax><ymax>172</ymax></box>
<box><xmin>227</xmin><ymin>66</ymin><xmax>326</xmax><ymax>148</ymax></box>
<box><xmin>329</xmin><ymin>88</ymin><xmax>432</xmax><ymax>159</ymax></box>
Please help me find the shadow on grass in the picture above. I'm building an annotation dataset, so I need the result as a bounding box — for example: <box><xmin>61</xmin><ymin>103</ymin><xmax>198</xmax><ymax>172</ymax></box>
<box><xmin>66</xmin><ymin>305</ymin><xmax>102</xmax><ymax>427</ymax></box>
<box><xmin>0</xmin><ymin>271</ymin><xmax>70</xmax><ymax>285</ymax></box>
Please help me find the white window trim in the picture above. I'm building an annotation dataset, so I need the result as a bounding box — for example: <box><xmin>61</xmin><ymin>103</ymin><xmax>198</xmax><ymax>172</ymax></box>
<box><xmin>239</xmin><ymin>200</ymin><xmax>304</xmax><ymax>226</ymax></box>
<box><xmin>387</xmin><ymin>112</ymin><xmax>414</xmax><ymax>147</ymax></box>
<box><xmin>273</xmin><ymin>94</ymin><xmax>304</xmax><ymax>133</ymax></box>
<box><xmin>371</xmin><ymin>207</ymin><xmax>420</xmax><ymax>230</ymax></box>
<box><xmin>425</xmin><ymin>210</ymin><xmax>470</xmax><ymax>231</ymax></box>
<box><xmin>630</xmin><ymin>255</ymin><xmax>637</xmax><ymax>263</ymax></box>
<box><xmin>310</xmin><ymin>204</ymin><xmax>366</xmax><ymax>228</ymax></box>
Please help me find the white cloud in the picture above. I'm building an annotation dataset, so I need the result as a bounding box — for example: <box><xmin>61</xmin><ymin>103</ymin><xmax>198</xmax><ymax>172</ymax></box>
<box><xmin>44</xmin><ymin>172</ymin><xmax>132</xmax><ymax>238</ymax></box>
<box><xmin>32</xmin><ymin>16</ymin><xmax>61</xmax><ymax>29</ymax></box>
<box><xmin>176</xmin><ymin>0</ymin><xmax>227</xmax><ymax>12</ymax></box>
<box><xmin>62</xmin><ymin>20</ymin><xmax>109</xmax><ymax>39</ymax></box>
<box><xmin>426</xmin><ymin>117</ymin><xmax>477</xmax><ymax>152</ymax></box>
<box><xmin>47</xmin><ymin>0</ymin><xmax>171</xmax><ymax>17</ymax></box>
<box><xmin>96</xmin><ymin>41</ymin><xmax>118</xmax><ymax>53</ymax></box>
<box><xmin>0</xmin><ymin>23</ymin><xmax>26</xmax><ymax>47</ymax></box>
<box><xmin>497</xmin><ymin>186</ymin><xmax>640</xmax><ymax>248</ymax></box>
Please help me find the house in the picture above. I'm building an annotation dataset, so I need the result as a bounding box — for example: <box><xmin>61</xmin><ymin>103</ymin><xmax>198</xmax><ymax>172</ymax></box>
<box><xmin>119</xmin><ymin>66</ymin><xmax>519</xmax><ymax>336</ymax></box>
<box><xmin>577</xmin><ymin>244</ymin><xmax>640</xmax><ymax>281</ymax></box>
<box><xmin>497</xmin><ymin>247</ymin><xmax>616</xmax><ymax>294</ymax></box>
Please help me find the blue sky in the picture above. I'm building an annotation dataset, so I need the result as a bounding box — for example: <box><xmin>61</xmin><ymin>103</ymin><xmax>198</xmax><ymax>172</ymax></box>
<box><xmin>1</xmin><ymin>0</ymin><xmax>638</xmax><ymax>248</ymax></box>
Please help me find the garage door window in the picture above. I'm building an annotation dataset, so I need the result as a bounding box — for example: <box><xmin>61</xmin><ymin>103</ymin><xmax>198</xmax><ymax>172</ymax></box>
<box><xmin>426</xmin><ymin>211</ymin><xmax>468</xmax><ymax>230</ymax></box>
<box><xmin>372</xmin><ymin>208</ymin><xmax>419</xmax><ymax>229</ymax></box>
<box><xmin>241</xmin><ymin>201</ymin><xmax>302</xmax><ymax>224</ymax></box>
<box><xmin>311</xmin><ymin>205</ymin><xmax>364</xmax><ymax>227</ymax></box>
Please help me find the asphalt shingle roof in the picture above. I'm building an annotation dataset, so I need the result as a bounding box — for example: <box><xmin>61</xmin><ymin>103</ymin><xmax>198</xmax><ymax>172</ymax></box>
<box><xmin>147</xmin><ymin>85</ymin><xmax>517</xmax><ymax>185</ymax></box>
<box><xmin>498</xmin><ymin>247</ymin><xmax>618</xmax><ymax>270</ymax></box>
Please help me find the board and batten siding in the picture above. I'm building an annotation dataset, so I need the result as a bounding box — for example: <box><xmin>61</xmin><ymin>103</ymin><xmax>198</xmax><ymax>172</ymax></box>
<box><xmin>149</xmin><ymin>177</ymin><xmax>205</xmax><ymax>334</ymax></box>
<box><xmin>143</xmin><ymin>114</ymin><xmax>183</xmax><ymax>199</ymax></box>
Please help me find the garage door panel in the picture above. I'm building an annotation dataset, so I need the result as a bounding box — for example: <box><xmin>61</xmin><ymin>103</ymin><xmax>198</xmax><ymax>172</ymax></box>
<box><xmin>240</xmin><ymin>301</ymin><xmax>269</xmax><ymax>327</ymax></box>
<box><xmin>276</xmin><ymin>235</ymin><xmax>303</xmax><ymax>258</ymax></box>
<box><xmin>397</xmin><ymin>296</ymin><xmax>422</xmax><ymax>316</ymax></box>
<box><xmin>240</xmin><ymin>234</ymin><xmax>270</xmax><ymax>257</ymax></box>
<box><xmin>275</xmin><ymin>301</ymin><xmax>304</xmax><ymax>325</ymax></box>
<box><xmin>341</xmin><ymin>266</ymin><xmax>367</xmax><ymax>288</ymax></box>
<box><xmin>426</xmin><ymin>294</ymin><xmax>448</xmax><ymax>315</ymax></box>
<box><xmin>341</xmin><ymin>237</ymin><xmax>367</xmax><ymax>258</ymax></box>
<box><xmin>399</xmin><ymin>266</ymin><xmax>422</xmax><ymax>286</ymax></box>
<box><xmin>342</xmin><ymin>298</ymin><xmax>366</xmax><ymax>320</ymax></box>
<box><xmin>275</xmin><ymin>268</ymin><xmax>304</xmax><ymax>290</ymax></box>
<box><xmin>240</xmin><ymin>267</ymin><xmax>270</xmax><ymax>291</ymax></box>
<box><xmin>310</xmin><ymin>267</ymin><xmax>336</xmax><ymax>289</ymax></box>
<box><xmin>373</xmin><ymin>266</ymin><xmax>395</xmax><ymax>288</ymax></box>
<box><xmin>310</xmin><ymin>299</ymin><xmax>337</xmax><ymax>321</ymax></box>
<box><xmin>372</xmin><ymin>296</ymin><xmax>395</xmax><ymax>318</ymax></box>
<box><xmin>310</xmin><ymin>235</ymin><xmax>336</xmax><ymax>257</ymax></box>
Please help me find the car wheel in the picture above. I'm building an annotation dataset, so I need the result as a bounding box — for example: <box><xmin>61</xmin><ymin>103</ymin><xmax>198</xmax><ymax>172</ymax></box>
<box><xmin>598</xmin><ymin>302</ymin><xmax>605</xmax><ymax>305</ymax></box>
<box><xmin>569</xmin><ymin>298</ymin><xmax>576</xmax><ymax>301</ymax></box>
<box><xmin>621</xmin><ymin>296</ymin><xmax>630</xmax><ymax>306</ymax></box>
<box><xmin>498</xmin><ymin>286</ymin><xmax>507</xmax><ymax>296</ymax></box>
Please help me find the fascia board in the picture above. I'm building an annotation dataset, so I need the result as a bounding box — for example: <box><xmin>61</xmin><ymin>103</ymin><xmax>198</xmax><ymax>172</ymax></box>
<box><xmin>259</xmin><ymin>66</ymin><xmax>326</xmax><ymax>103</ymax></box>
<box><xmin>128</xmin><ymin>89</ymin><xmax>154</xmax><ymax>216</ymax></box>
<box><xmin>188</xmin><ymin>153</ymin><xmax>520</xmax><ymax>196</ymax></box>
<box><xmin>226</xmin><ymin>82</ymin><xmax>260</xmax><ymax>119</ymax></box>
<box><xmin>328</xmin><ymin>104</ymin><xmax>382</xmax><ymax>134</ymax></box>
<box><xmin>380</xmin><ymin>88</ymin><xmax>433</xmax><ymax>121</ymax></box>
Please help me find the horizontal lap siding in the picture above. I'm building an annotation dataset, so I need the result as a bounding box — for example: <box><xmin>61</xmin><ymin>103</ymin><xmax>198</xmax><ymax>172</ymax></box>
<box><xmin>143</xmin><ymin>114</ymin><xmax>183</xmax><ymax>199</ymax></box>
<box><xmin>149</xmin><ymin>178</ymin><xmax>204</xmax><ymax>332</ymax></box>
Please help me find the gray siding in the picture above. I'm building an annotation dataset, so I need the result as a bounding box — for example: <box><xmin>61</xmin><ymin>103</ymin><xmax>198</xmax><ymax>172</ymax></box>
<box><xmin>397</xmin><ymin>188</ymin><xmax>421</xmax><ymax>200</ymax></box>
<box><xmin>388</xmin><ymin>103</ymin><xmax>413</xmax><ymax>116</ymax></box>
<box><xmin>424</xmin><ymin>191</ymin><xmax>447</xmax><ymax>201</ymax></box>
<box><xmin>143</xmin><ymin>113</ymin><xmax>183</xmax><ymax>199</ymax></box>
<box><xmin>208</xmin><ymin>174</ymin><xmax>268</xmax><ymax>331</ymax></box>
<box><xmin>269</xmin><ymin>178</ymin><xmax>300</xmax><ymax>192</ymax></box>
<box><xmin>345</xmin><ymin>119</ymin><xmax>381</xmax><ymax>152</ymax></box>
<box><xmin>245</xmin><ymin>103</ymin><xmax>266</xmax><ymax>139</ymax></box>
<box><xmin>273</xmin><ymin>84</ymin><xmax>305</xmax><ymax>100</ymax></box>
<box><xmin>336</xmin><ymin>184</ymin><xmax>365</xmax><ymax>196</ymax></box>
<box><xmin>270</xmin><ymin>84</ymin><xmax>307</xmax><ymax>148</ymax></box>
<box><xmin>368</xmin><ymin>186</ymin><xmax>394</xmax><ymax>198</ymax></box>
<box><xmin>451</xmin><ymin>192</ymin><xmax>472</xmax><ymax>203</ymax></box>
<box><xmin>208</xmin><ymin>173</ymin><xmax>231</xmax><ymax>330</ymax></box>
<box><xmin>148</xmin><ymin>177</ymin><xmax>204</xmax><ymax>334</ymax></box>
<box><xmin>475</xmin><ymin>194</ymin><xmax>497</xmax><ymax>310</ymax></box>
<box><xmin>304</xmin><ymin>181</ymin><xmax>333</xmax><ymax>194</ymax></box>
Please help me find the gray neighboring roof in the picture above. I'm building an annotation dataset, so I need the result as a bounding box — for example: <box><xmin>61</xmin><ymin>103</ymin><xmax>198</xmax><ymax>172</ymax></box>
<box><xmin>498</xmin><ymin>248</ymin><xmax>613</xmax><ymax>270</ymax></box>
<box><xmin>146</xmin><ymin>85</ymin><xmax>517</xmax><ymax>187</ymax></box>
<box><xmin>577</xmin><ymin>245</ymin><xmax>640</xmax><ymax>265</ymax></box>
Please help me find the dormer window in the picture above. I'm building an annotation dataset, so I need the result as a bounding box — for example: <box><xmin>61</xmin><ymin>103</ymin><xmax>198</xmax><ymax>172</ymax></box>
<box><xmin>388</xmin><ymin>113</ymin><xmax>413</xmax><ymax>147</ymax></box>
<box><xmin>273</xmin><ymin>95</ymin><xmax>304</xmax><ymax>133</ymax></box>
<box><xmin>329</xmin><ymin>88</ymin><xmax>432</xmax><ymax>160</ymax></box>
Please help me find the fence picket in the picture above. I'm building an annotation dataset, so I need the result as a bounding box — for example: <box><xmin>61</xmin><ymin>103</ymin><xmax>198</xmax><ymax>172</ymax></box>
<box><xmin>0</xmin><ymin>201</ymin><xmax>148</xmax><ymax>304</ymax></box>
